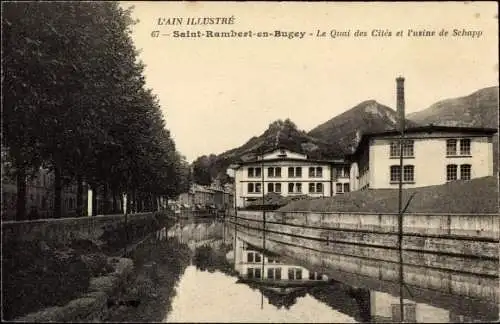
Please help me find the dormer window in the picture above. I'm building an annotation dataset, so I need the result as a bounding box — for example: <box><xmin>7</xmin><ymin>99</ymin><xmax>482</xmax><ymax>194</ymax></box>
<box><xmin>277</xmin><ymin>149</ymin><xmax>287</xmax><ymax>158</ymax></box>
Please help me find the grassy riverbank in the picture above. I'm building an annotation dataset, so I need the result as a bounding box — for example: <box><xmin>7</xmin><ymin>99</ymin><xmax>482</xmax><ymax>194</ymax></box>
<box><xmin>2</xmin><ymin>239</ymin><xmax>113</xmax><ymax>320</ymax></box>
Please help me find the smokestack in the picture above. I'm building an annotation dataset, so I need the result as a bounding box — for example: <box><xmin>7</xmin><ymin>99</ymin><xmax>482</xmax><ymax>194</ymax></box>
<box><xmin>396</xmin><ymin>76</ymin><xmax>405</xmax><ymax>132</ymax></box>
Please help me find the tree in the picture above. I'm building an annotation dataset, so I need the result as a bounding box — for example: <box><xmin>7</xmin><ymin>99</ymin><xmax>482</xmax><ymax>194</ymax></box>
<box><xmin>3</xmin><ymin>2</ymin><xmax>186</xmax><ymax>219</ymax></box>
<box><xmin>192</xmin><ymin>155</ymin><xmax>212</xmax><ymax>185</ymax></box>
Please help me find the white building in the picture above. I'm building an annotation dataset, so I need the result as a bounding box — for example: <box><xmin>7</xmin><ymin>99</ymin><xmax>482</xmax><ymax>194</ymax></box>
<box><xmin>349</xmin><ymin>125</ymin><xmax>497</xmax><ymax>190</ymax></box>
<box><xmin>228</xmin><ymin>148</ymin><xmax>351</xmax><ymax>208</ymax></box>
<box><xmin>233</xmin><ymin>237</ymin><xmax>327</xmax><ymax>283</ymax></box>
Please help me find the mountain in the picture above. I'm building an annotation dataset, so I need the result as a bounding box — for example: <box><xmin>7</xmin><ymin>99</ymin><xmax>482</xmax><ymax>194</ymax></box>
<box><xmin>200</xmin><ymin>119</ymin><xmax>344</xmax><ymax>183</ymax></box>
<box><xmin>408</xmin><ymin>86</ymin><xmax>499</xmax><ymax>172</ymax></box>
<box><xmin>222</xmin><ymin>119</ymin><xmax>343</xmax><ymax>162</ymax></box>
<box><xmin>194</xmin><ymin>87</ymin><xmax>498</xmax><ymax>184</ymax></box>
<box><xmin>408</xmin><ymin>86</ymin><xmax>498</xmax><ymax>128</ymax></box>
<box><xmin>308</xmin><ymin>100</ymin><xmax>419</xmax><ymax>155</ymax></box>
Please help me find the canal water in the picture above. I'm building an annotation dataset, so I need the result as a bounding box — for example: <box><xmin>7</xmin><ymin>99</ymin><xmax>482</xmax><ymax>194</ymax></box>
<box><xmin>106</xmin><ymin>219</ymin><xmax>498</xmax><ymax>323</ymax></box>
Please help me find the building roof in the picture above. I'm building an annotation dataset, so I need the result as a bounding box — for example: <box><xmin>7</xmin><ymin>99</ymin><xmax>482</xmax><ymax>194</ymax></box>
<box><xmin>230</xmin><ymin>157</ymin><xmax>346</xmax><ymax>168</ymax></box>
<box><xmin>364</xmin><ymin>125</ymin><xmax>497</xmax><ymax>137</ymax></box>
<box><xmin>350</xmin><ymin>125</ymin><xmax>498</xmax><ymax>158</ymax></box>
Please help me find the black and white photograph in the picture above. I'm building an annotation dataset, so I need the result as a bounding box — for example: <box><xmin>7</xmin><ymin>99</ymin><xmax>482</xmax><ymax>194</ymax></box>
<box><xmin>1</xmin><ymin>1</ymin><xmax>499</xmax><ymax>322</ymax></box>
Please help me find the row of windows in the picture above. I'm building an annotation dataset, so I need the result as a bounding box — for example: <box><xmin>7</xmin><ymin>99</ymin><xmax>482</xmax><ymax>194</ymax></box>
<box><xmin>247</xmin><ymin>167</ymin><xmax>324</xmax><ymax>178</ymax></box>
<box><xmin>246</xmin><ymin>267</ymin><xmax>303</xmax><ymax>280</ymax></box>
<box><xmin>247</xmin><ymin>182</ymin><xmax>349</xmax><ymax>194</ymax></box>
<box><xmin>248</xmin><ymin>267</ymin><xmax>303</xmax><ymax>280</ymax></box>
<box><xmin>389</xmin><ymin>138</ymin><xmax>472</xmax><ymax>158</ymax></box>
<box><xmin>389</xmin><ymin>164</ymin><xmax>472</xmax><ymax>183</ymax></box>
<box><xmin>248</xmin><ymin>268</ymin><xmax>322</xmax><ymax>281</ymax></box>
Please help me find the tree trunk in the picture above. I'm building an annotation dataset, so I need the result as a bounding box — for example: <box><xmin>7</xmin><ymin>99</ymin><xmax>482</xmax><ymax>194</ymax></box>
<box><xmin>103</xmin><ymin>183</ymin><xmax>109</xmax><ymax>215</ymax></box>
<box><xmin>132</xmin><ymin>189</ymin><xmax>137</xmax><ymax>214</ymax></box>
<box><xmin>112</xmin><ymin>190</ymin><xmax>118</xmax><ymax>214</ymax></box>
<box><xmin>76</xmin><ymin>174</ymin><xmax>83</xmax><ymax>217</ymax></box>
<box><xmin>91</xmin><ymin>184</ymin><xmax>98</xmax><ymax>216</ymax></box>
<box><xmin>126</xmin><ymin>190</ymin><xmax>131</xmax><ymax>215</ymax></box>
<box><xmin>54</xmin><ymin>166</ymin><xmax>62</xmax><ymax>218</ymax></box>
<box><xmin>16</xmin><ymin>166</ymin><xmax>27</xmax><ymax>221</ymax></box>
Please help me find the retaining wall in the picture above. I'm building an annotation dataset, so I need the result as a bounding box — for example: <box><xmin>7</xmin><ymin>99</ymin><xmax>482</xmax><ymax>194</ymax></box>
<box><xmin>229</xmin><ymin>210</ymin><xmax>499</xmax><ymax>304</ymax></box>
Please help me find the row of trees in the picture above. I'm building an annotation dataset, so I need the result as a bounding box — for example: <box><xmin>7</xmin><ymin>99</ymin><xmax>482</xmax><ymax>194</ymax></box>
<box><xmin>191</xmin><ymin>154</ymin><xmax>232</xmax><ymax>186</ymax></box>
<box><xmin>2</xmin><ymin>2</ymin><xmax>190</xmax><ymax>220</ymax></box>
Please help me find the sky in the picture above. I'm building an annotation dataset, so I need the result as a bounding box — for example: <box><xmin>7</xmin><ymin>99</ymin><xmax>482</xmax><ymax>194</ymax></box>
<box><xmin>119</xmin><ymin>2</ymin><xmax>498</xmax><ymax>162</ymax></box>
<box><xmin>165</xmin><ymin>265</ymin><xmax>357</xmax><ymax>322</ymax></box>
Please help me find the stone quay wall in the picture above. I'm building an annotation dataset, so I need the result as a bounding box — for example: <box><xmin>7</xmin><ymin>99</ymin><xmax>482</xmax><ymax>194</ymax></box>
<box><xmin>229</xmin><ymin>210</ymin><xmax>499</xmax><ymax>304</ymax></box>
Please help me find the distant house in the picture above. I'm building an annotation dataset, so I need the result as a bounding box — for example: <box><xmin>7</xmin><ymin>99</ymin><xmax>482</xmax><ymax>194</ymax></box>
<box><xmin>177</xmin><ymin>181</ymin><xmax>234</xmax><ymax>212</ymax></box>
<box><xmin>349</xmin><ymin>125</ymin><xmax>497</xmax><ymax>190</ymax></box>
<box><xmin>228</xmin><ymin>148</ymin><xmax>350</xmax><ymax>208</ymax></box>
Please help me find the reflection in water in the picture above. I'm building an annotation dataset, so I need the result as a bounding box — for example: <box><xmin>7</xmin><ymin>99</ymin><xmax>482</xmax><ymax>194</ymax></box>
<box><xmin>110</xmin><ymin>220</ymin><xmax>497</xmax><ymax>323</ymax></box>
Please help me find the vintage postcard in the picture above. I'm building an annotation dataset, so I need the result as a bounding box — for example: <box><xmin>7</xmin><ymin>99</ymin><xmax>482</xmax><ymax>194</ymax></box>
<box><xmin>2</xmin><ymin>1</ymin><xmax>498</xmax><ymax>323</ymax></box>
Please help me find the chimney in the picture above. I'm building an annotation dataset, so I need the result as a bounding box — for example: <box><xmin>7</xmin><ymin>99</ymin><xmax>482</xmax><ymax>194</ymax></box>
<box><xmin>396</xmin><ymin>76</ymin><xmax>405</xmax><ymax>132</ymax></box>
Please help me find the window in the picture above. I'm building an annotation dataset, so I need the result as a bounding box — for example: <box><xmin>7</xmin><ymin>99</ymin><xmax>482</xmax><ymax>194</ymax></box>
<box><xmin>247</xmin><ymin>268</ymin><xmax>261</xmax><ymax>279</ymax></box>
<box><xmin>288</xmin><ymin>183</ymin><xmax>302</xmax><ymax>193</ymax></box>
<box><xmin>390</xmin><ymin>166</ymin><xmax>400</xmax><ymax>182</ymax></box>
<box><xmin>403</xmin><ymin>165</ymin><xmax>414</xmax><ymax>182</ymax></box>
<box><xmin>446</xmin><ymin>139</ymin><xmax>457</xmax><ymax>156</ymax></box>
<box><xmin>343</xmin><ymin>183</ymin><xmax>350</xmax><ymax>193</ymax></box>
<box><xmin>446</xmin><ymin>164</ymin><xmax>457</xmax><ymax>181</ymax></box>
<box><xmin>267</xmin><ymin>268</ymin><xmax>282</xmax><ymax>280</ymax></box>
<box><xmin>390</xmin><ymin>165</ymin><xmax>415</xmax><ymax>182</ymax></box>
<box><xmin>390</xmin><ymin>141</ymin><xmax>399</xmax><ymax>157</ymax></box>
<box><xmin>390</xmin><ymin>140</ymin><xmax>414</xmax><ymax>158</ymax></box>
<box><xmin>309</xmin><ymin>167</ymin><xmax>323</xmax><ymax>178</ymax></box>
<box><xmin>248</xmin><ymin>167</ymin><xmax>261</xmax><ymax>178</ymax></box>
<box><xmin>460</xmin><ymin>139</ymin><xmax>471</xmax><ymax>155</ymax></box>
<box><xmin>255</xmin><ymin>253</ymin><xmax>262</xmax><ymax>263</ymax></box>
<box><xmin>336</xmin><ymin>183</ymin><xmax>343</xmax><ymax>194</ymax></box>
<box><xmin>309</xmin><ymin>272</ymin><xmax>323</xmax><ymax>280</ymax></box>
<box><xmin>288</xmin><ymin>167</ymin><xmax>302</xmax><ymax>178</ymax></box>
<box><xmin>268</xmin><ymin>167</ymin><xmax>281</xmax><ymax>178</ymax></box>
<box><xmin>447</xmin><ymin>139</ymin><xmax>472</xmax><ymax>156</ymax></box>
<box><xmin>247</xmin><ymin>252</ymin><xmax>261</xmax><ymax>263</ymax></box>
<box><xmin>266</xmin><ymin>183</ymin><xmax>281</xmax><ymax>193</ymax></box>
<box><xmin>248</xmin><ymin>183</ymin><xmax>261</xmax><ymax>193</ymax></box>
<box><xmin>309</xmin><ymin>183</ymin><xmax>324</xmax><ymax>193</ymax></box>
<box><xmin>288</xmin><ymin>268</ymin><xmax>303</xmax><ymax>280</ymax></box>
<box><xmin>460</xmin><ymin>164</ymin><xmax>471</xmax><ymax>180</ymax></box>
<box><xmin>336</xmin><ymin>167</ymin><xmax>350</xmax><ymax>178</ymax></box>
